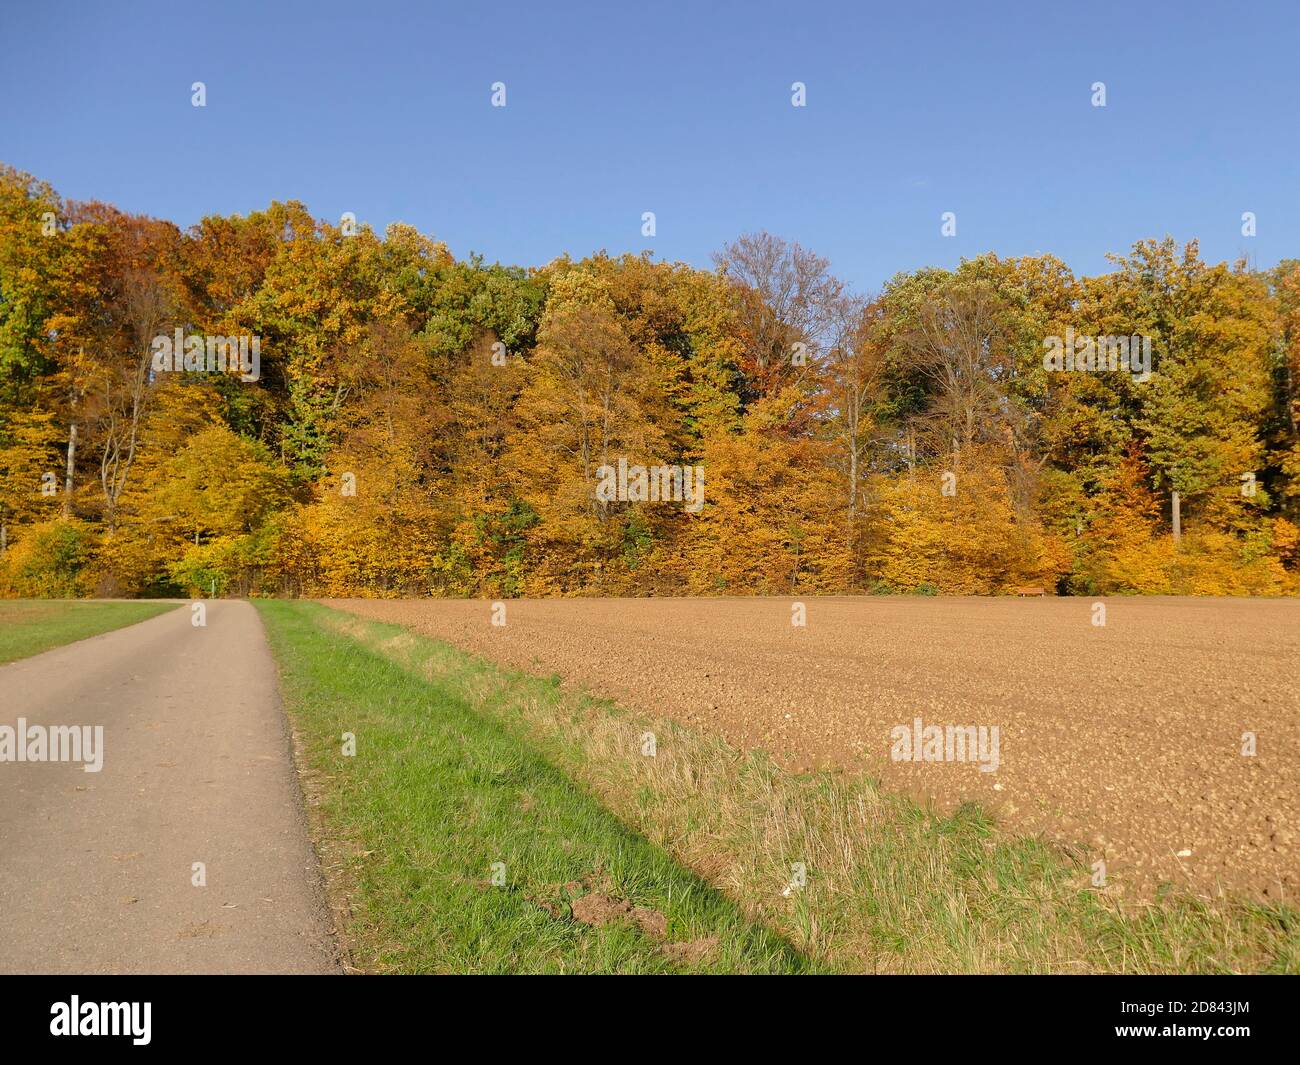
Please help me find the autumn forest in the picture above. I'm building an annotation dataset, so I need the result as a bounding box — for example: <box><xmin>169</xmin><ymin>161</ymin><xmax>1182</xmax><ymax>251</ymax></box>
<box><xmin>2</xmin><ymin>163</ymin><xmax>1298</xmax><ymax>599</ymax></box>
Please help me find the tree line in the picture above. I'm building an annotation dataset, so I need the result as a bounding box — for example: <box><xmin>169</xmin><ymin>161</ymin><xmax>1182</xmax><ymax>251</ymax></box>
<box><xmin>2</xmin><ymin>163</ymin><xmax>1297</xmax><ymax>598</ymax></box>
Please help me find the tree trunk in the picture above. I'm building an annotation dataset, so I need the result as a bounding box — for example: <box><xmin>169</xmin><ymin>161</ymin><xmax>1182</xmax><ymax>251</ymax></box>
<box><xmin>848</xmin><ymin>445</ymin><xmax>858</xmax><ymax>518</ymax></box>
<box><xmin>63</xmin><ymin>419</ymin><xmax>77</xmax><ymax>518</ymax></box>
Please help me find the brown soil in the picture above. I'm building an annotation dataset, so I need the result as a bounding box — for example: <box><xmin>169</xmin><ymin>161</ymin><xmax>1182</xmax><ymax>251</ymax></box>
<box><xmin>328</xmin><ymin>596</ymin><xmax>1300</xmax><ymax>899</ymax></box>
<box><xmin>660</xmin><ymin>937</ymin><xmax>718</xmax><ymax>966</ymax></box>
<box><xmin>569</xmin><ymin>893</ymin><xmax>630</xmax><ymax>927</ymax></box>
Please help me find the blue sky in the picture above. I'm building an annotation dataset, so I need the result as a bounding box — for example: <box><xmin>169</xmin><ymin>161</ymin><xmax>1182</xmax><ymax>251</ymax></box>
<box><xmin>2</xmin><ymin>0</ymin><xmax>1297</xmax><ymax>292</ymax></box>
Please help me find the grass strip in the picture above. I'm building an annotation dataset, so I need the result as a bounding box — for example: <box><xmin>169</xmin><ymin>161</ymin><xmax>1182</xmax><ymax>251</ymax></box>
<box><xmin>0</xmin><ymin>600</ymin><xmax>179</xmax><ymax>665</ymax></box>
<box><xmin>256</xmin><ymin>598</ymin><xmax>814</xmax><ymax>974</ymax></box>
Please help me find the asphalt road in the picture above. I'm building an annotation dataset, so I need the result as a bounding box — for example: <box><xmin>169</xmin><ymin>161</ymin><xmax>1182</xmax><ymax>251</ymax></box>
<box><xmin>0</xmin><ymin>601</ymin><xmax>339</xmax><ymax>974</ymax></box>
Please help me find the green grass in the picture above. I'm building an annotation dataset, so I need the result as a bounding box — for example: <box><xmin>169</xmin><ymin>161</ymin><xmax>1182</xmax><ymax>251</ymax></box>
<box><xmin>255</xmin><ymin>598</ymin><xmax>814</xmax><ymax>974</ymax></box>
<box><xmin>0</xmin><ymin>600</ymin><xmax>180</xmax><ymax>665</ymax></box>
